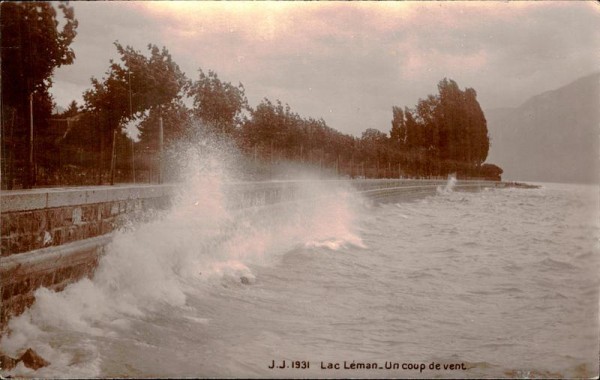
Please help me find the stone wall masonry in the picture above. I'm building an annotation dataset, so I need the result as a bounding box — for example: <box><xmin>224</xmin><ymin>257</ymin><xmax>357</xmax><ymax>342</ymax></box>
<box><xmin>1</xmin><ymin>185</ymin><xmax>175</xmax><ymax>332</ymax></box>
<box><xmin>0</xmin><ymin>235</ymin><xmax>111</xmax><ymax>330</ymax></box>
<box><xmin>0</xmin><ymin>179</ymin><xmax>510</xmax><ymax>332</ymax></box>
<box><xmin>1</xmin><ymin>185</ymin><xmax>174</xmax><ymax>257</ymax></box>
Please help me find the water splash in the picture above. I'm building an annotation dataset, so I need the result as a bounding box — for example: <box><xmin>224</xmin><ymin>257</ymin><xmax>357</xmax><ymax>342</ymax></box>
<box><xmin>0</xmin><ymin>138</ymin><xmax>364</xmax><ymax>377</ymax></box>
<box><xmin>437</xmin><ymin>174</ymin><xmax>457</xmax><ymax>194</ymax></box>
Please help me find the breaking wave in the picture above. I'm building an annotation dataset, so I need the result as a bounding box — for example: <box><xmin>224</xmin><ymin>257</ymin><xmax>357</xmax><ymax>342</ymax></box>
<box><xmin>437</xmin><ymin>174</ymin><xmax>457</xmax><ymax>194</ymax></box>
<box><xmin>0</xmin><ymin>140</ymin><xmax>365</xmax><ymax>377</ymax></box>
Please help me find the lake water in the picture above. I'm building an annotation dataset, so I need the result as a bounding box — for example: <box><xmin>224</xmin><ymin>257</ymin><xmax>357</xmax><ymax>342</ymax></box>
<box><xmin>1</xmin><ymin>175</ymin><xmax>598</xmax><ymax>378</ymax></box>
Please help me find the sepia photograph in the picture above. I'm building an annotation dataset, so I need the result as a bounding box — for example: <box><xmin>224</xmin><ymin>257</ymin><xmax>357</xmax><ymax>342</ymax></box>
<box><xmin>0</xmin><ymin>1</ymin><xmax>598</xmax><ymax>378</ymax></box>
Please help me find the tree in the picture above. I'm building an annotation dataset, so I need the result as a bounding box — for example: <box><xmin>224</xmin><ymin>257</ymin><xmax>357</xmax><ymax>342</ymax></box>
<box><xmin>390</xmin><ymin>106</ymin><xmax>405</xmax><ymax>148</ymax></box>
<box><xmin>390</xmin><ymin>78</ymin><xmax>492</xmax><ymax>178</ymax></box>
<box><xmin>137</xmin><ymin>100</ymin><xmax>192</xmax><ymax>149</ymax></box>
<box><xmin>1</xmin><ymin>1</ymin><xmax>78</xmax><ymax>188</ymax></box>
<box><xmin>238</xmin><ymin>96</ymin><xmax>363</xmax><ymax>174</ymax></box>
<box><xmin>464</xmin><ymin>88</ymin><xmax>489</xmax><ymax>166</ymax></box>
<box><xmin>479</xmin><ymin>163</ymin><xmax>503</xmax><ymax>181</ymax></box>
<box><xmin>112</xmin><ymin>43</ymin><xmax>189</xmax><ymax>114</ymax></box>
<box><xmin>241</xmin><ymin>98</ymin><xmax>299</xmax><ymax>149</ymax></box>
<box><xmin>188</xmin><ymin>69</ymin><xmax>249</xmax><ymax>135</ymax></box>
<box><xmin>59</xmin><ymin>100</ymin><xmax>80</xmax><ymax>118</ymax></box>
<box><xmin>82</xmin><ymin>68</ymin><xmax>128</xmax><ymax>180</ymax></box>
<box><xmin>360</xmin><ymin>128</ymin><xmax>389</xmax><ymax>177</ymax></box>
<box><xmin>361</xmin><ymin>128</ymin><xmax>388</xmax><ymax>145</ymax></box>
<box><xmin>83</xmin><ymin>43</ymin><xmax>189</xmax><ymax>181</ymax></box>
<box><xmin>84</xmin><ymin>42</ymin><xmax>188</xmax><ymax>125</ymax></box>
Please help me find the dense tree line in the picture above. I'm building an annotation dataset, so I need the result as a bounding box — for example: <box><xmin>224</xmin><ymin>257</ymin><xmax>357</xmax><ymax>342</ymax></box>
<box><xmin>389</xmin><ymin>79</ymin><xmax>491</xmax><ymax>178</ymax></box>
<box><xmin>1</xmin><ymin>1</ymin><xmax>78</xmax><ymax>188</ymax></box>
<box><xmin>1</xmin><ymin>2</ymin><xmax>502</xmax><ymax>188</ymax></box>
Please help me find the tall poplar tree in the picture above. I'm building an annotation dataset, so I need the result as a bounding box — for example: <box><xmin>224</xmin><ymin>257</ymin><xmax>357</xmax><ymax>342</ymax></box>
<box><xmin>390</xmin><ymin>78</ymin><xmax>490</xmax><ymax>177</ymax></box>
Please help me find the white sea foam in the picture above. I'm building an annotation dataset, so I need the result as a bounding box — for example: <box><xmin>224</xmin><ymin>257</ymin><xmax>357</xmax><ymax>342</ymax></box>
<box><xmin>5</xmin><ymin>140</ymin><xmax>596</xmax><ymax>379</ymax></box>
<box><xmin>0</xmin><ymin>138</ymin><xmax>364</xmax><ymax>376</ymax></box>
<box><xmin>437</xmin><ymin>174</ymin><xmax>457</xmax><ymax>194</ymax></box>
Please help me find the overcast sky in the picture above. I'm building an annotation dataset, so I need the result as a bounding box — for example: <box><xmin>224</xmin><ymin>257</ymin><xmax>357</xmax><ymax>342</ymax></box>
<box><xmin>50</xmin><ymin>1</ymin><xmax>600</xmax><ymax>137</ymax></box>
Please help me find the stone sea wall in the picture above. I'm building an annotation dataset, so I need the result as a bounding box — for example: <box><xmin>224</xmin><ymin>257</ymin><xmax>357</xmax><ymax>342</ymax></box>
<box><xmin>1</xmin><ymin>185</ymin><xmax>174</xmax><ymax>330</ymax></box>
<box><xmin>0</xmin><ymin>179</ymin><xmax>509</xmax><ymax>331</ymax></box>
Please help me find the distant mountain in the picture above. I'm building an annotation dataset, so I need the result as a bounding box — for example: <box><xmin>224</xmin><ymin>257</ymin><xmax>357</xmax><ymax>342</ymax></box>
<box><xmin>485</xmin><ymin>72</ymin><xmax>599</xmax><ymax>184</ymax></box>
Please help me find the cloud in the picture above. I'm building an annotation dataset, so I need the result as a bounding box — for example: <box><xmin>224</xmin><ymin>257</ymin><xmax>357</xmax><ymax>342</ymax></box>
<box><xmin>49</xmin><ymin>1</ymin><xmax>600</xmax><ymax>137</ymax></box>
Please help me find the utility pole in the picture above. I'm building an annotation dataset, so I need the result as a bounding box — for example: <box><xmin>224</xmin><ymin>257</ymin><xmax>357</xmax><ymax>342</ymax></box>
<box><xmin>110</xmin><ymin>129</ymin><xmax>117</xmax><ymax>185</ymax></box>
<box><xmin>158</xmin><ymin>114</ymin><xmax>164</xmax><ymax>184</ymax></box>
<box><xmin>270</xmin><ymin>140</ymin><xmax>274</xmax><ymax>179</ymax></box>
<box><xmin>128</xmin><ymin>70</ymin><xmax>135</xmax><ymax>183</ymax></box>
<box><xmin>29</xmin><ymin>92</ymin><xmax>34</xmax><ymax>188</ymax></box>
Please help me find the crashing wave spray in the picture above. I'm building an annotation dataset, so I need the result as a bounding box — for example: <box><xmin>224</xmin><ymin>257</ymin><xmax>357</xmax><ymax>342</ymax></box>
<box><xmin>0</xmin><ymin>134</ymin><xmax>365</xmax><ymax>377</ymax></box>
<box><xmin>437</xmin><ymin>173</ymin><xmax>457</xmax><ymax>194</ymax></box>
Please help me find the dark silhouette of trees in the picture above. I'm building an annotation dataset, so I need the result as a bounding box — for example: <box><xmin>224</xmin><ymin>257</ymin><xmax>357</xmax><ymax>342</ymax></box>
<box><xmin>81</xmin><ymin>43</ymin><xmax>189</xmax><ymax>183</ymax></box>
<box><xmin>390</xmin><ymin>107</ymin><xmax>405</xmax><ymax>148</ymax></box>
<box><xmin>479</xmin><ymin>163</ymin><xmax>503</xmax><ymax>181</ymax></box>
<box><xmin>240</xmin><ymin>99</ymin><xmax>300</xmax><ymax>155</ymax></box>
<box><xmin>60</xmin><ymin>101</ymin><xmax>80</xmax><ymax>118</ymax></box>
<box><xmin>137</xmin><ymin>100</ymin><xmax>192</xmax><ymax>150</ymax></box>
<box><xmin>5</xmin><ymin>16</ymin><xmax>504</xmax><ymax>187</ymax></box>
<box><xmin>1</xmin><ymin>1</ymin><xmax>78</xmax><ymax>188</ymax></box>
<box><xmin>84</xmin><ymin>42</ymin><xmax>189</xmax><ymax>142</ymax></box>
<box><xmin>188</xmin><ymin>69</ymin><xmax>249</xmax><ymax>135</ymax></box>
<box><xmin>239</xmin><ymin>99</ymin><xmax>361</xmax><ymax>175</ymax></box>
<box><xmin>389</xmin><ymin>78</ymin><xmax>494</xmax><ymax>178</ymax></box>
<box><xmin>360</xmin><ymin>128</ymin><xmax>389</xmax><ymax>176</ymax></box>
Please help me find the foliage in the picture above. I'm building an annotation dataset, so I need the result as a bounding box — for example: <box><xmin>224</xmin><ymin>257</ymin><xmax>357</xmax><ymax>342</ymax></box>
<box><xmin>188</xmin><ymin>69</ymin><xmax>249</xmax><ymax>134</ymax></box>
<box><xmin>239</xmin><ymin>98</ymin><xmax>359</xmax><ymax>168</ymax></box>
<box><xmin>389</xmin><ymin>107</ymin><xmax>405</xmax><ymax>148</ymax></box>
<box><xmin>137</xmin><ymin>100</ymin><xmax>192</xmax><ymax>150</ymax></box>
<box><xmin>59</xmin><ymin>100</ymin><xmax>80</xmax><ymax>118</ymax></box>
<box><xmin>83</xmin><ymin>42</ymin><xmax>188</xmax><ymax>130</ymax></box>
<box><xmin>390</xmin><ymin>78</ymin><xmax>492</xmax><ymax>177</ymax></box>
<box><xmin>81</xmin><ymin>43</ymin><xmax>189</xmax><ymax>176</ymax></box>
<box><xmin>6</xmin><ymin>12</ymin><xmax>504</xmax><ymax>186</ymax></box>
<box><xmin>478</xmin><ymin>163</ymin><xmax>503</xmax><ymax>181</ymax></box>
<box><xmin>1</xmin><ymin>1</ymin><xmax>77</xmax><ymax>100</ymax></box>
<box><xmin>1</xmin><ymin>1</ymin><xmax>78</xmax><ymax>188</ymax></box>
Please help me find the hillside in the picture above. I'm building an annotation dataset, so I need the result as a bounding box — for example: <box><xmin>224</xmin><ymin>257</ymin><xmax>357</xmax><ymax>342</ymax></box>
<box><xmin>485</xmin><ymin>72</ymin><xmax>599</xmax><ymax>184</ymax></box>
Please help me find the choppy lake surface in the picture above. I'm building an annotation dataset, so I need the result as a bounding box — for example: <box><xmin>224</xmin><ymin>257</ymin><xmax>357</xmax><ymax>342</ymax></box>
<box><xmin>2</xmin><ymin>180</ymin><xmax>598</xmax><ymax>378</ymax></box>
